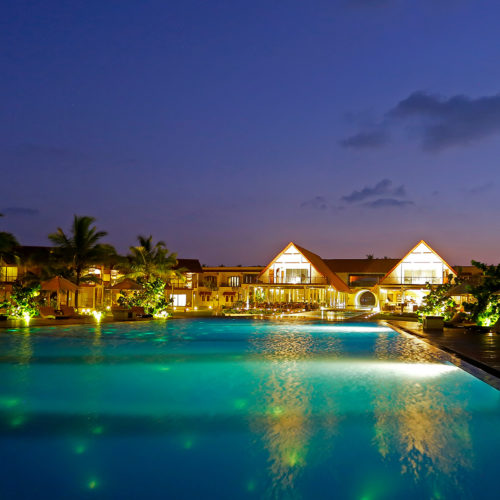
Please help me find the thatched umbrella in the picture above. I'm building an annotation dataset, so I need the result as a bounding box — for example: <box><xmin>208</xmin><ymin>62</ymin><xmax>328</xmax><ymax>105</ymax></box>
<box><xmin>111</xmin><ymin>278</ymin><xmax>143</xmax><ymax>290</ymax></box>
<box><xmin>111</xmin><ymin>278</ymin><xmax>143</xmax><ymax>306</ymax></box>
<box><xmin>41</xmin><ymin>276</ymin><xmax>78</xmax><ymax>308</ymax></box>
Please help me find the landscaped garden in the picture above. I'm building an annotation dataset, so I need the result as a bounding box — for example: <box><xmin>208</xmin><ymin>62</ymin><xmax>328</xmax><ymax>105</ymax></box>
<box><xmin>0</xmin><ymin>214</ymin><xmax>182</xmax><ymax>324</ymax></box>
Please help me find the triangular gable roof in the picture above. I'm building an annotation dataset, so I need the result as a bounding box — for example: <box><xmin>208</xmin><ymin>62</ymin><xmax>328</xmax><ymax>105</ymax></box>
<box><xmin>259</xmin><ymin>242</ymin><xmax>350</xmax><ymax>292</ymax></box>
<box><xmin>379</xmin><ymin>240</ymin><xmax>457</xmax><ymax>285</ymax></box>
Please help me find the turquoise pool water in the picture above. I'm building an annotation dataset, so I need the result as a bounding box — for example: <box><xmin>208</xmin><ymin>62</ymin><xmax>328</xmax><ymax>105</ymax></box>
<box><xmin>0</xmin><ymin>318</ymin><xmax>499</xmax><ymax>499</ymax></box>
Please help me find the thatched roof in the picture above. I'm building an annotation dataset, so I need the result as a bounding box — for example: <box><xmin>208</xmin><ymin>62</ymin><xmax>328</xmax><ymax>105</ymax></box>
<box><xmin>111</xmin><ymin>278</ymin><xmax>143</xmax><ymax>290</ymax></box>
<box><xmin>41</xmin><ymin>276</ymin><xmax>78</xmax><ymax>292</ymax></box>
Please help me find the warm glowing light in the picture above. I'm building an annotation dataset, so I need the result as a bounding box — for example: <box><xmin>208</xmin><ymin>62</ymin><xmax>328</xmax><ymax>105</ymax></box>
<box><xmin>23</xmin><ymin>313</ymin><xmax>31</xmax><ymax>325</ymax></box>
<box><xmin>92</xmin><ymin>311</ymin><xmax>102</xmax><ymax>323</ymax></box>
<box><xmin>154</xmin><ymin>310</ymin><xmax>168</xmax><ymax>319</ymax></box>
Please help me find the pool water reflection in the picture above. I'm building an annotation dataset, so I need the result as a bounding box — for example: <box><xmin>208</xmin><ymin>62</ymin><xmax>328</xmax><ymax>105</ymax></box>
<box><xmin>0</xmin><ymin>319</ymin><xmax>498</xmax><ymax>499</ymax></box>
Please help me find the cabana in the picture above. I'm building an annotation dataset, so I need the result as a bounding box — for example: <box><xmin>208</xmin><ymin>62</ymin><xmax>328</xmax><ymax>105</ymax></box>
<box><xmin>110</xmin><ymin>278</ymin><xmax>143</xmax><ymax>306</ymax></box>
<box><xmin>40</xmin><ymin>276</ymin><xmax>78</xmax><ymax>309</ymax></box>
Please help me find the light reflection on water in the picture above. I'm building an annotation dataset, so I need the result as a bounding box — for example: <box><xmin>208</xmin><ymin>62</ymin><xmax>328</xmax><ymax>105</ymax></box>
<box><xmin>373</xmin><ymin>333</ymin><xmax>473</xmax><ymax>493</ymax></box>
<box><xmin>250</xmin><ymin>328</ymin><xmax>320</xmax><ymax>498</ymax></box>
<box><xmin>0</xmin><ymin>319</ymin><xmax>498</xmax><ymax>499</ymax></box>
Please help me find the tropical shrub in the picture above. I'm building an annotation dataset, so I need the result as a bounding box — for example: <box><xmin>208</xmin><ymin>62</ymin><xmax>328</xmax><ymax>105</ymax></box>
<box><xmin>463</xmin><ymin>261</ymin><xmax>500</xmax><ymax>326</ymax></box>
<box><xmin>118</xmin><ymin>278</ymin><xmax>172</xmax><ymax>316</ymax></box>
<box><xmin>417</xmin><ymin>275</ymin><xmax>458</xmax><ymax>322</ymax></box>
<box><xmin>3</xmin><ymin>282</ymin><xmax>40</xmax><ymax>320</ymax></box>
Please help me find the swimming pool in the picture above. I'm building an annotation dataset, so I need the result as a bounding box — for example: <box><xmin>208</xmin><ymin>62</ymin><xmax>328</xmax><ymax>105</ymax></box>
<box><xmin>0</xmin><ymin>318</ymin><xmax>498</xmax><ymax>499</ymax></box>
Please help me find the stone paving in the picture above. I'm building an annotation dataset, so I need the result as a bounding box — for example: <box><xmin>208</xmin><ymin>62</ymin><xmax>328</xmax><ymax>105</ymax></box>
<box><xmin>389</xmin><ymin>320</ymin><xmax>500</xmax><ymax>388</ymax></box>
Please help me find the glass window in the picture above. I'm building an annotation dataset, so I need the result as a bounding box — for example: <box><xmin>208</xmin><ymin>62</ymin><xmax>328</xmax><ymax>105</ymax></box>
<box><xmin>285</xmin><ymin>269</ymin><xmax>309</xmax><ymax>284</ymax></box>
<box><xmin>170</xmin><ymin>294</ymin><xmax>186</xmax><ymax>307</ymax></box>
<box><xmin>1</xmin><ymin>267</ymin><xmax>18</xmax><ymax>282</ymax></box>
<box><xmin>228</xmin><ymin>276</ymin><xmax>240</xmax><ymax>287</ymax></box>
<box><xmin>403</xmin><ymin>269</ymin><xmax>438</xmax><ymax>284</ymax></box>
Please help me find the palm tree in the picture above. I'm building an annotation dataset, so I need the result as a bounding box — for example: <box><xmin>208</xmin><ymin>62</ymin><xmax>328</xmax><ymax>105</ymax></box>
<box><xmin>0</xmin><ymin>231</ymin><xmax>19</xmax><ymax>261</ymax></box>
<box><xmin>48</xmin><ymin>215</ymin><xmax>114</xmax><ymax>308</ymax></box>
<box><xmin>0</xmin><ymin>212</ymin><xmax>19</xmax><ymax>282</ymax></box>
<box><xmin>125</xmin><ymin>235</ymin><xmax>181</xmax><ymax>282</ymax></box>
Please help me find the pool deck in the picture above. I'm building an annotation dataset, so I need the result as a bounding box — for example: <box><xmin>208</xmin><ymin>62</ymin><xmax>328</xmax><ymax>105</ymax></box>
<box><xmin>388</xmin><ymin>320</ymin><xmax>500</xmax><ymax>389</ymax></box>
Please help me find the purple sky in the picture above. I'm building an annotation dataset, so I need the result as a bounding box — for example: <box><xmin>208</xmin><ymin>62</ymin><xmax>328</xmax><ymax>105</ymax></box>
<box><xmin>2</xmin><ymin>0</ymin><xmax>500</xmax><ymax>266</ymax></box>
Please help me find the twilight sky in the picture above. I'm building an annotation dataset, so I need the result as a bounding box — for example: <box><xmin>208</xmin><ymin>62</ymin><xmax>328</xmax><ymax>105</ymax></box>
<box><xmin>2</xmin><ymin>0</ymin><xmax>500</xmax><ymax>265</ymax></box>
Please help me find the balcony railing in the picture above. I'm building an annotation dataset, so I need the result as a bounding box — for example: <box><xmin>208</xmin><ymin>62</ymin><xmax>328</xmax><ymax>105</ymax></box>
<box><xmin>382</xmin><ymin>277</ymin><xmax>444</xmax><ymax>285</ymax></box>
<box><xmin>257</xmin><ymin>277</ymin><xmax>328</xmax><ymax>285</ymax></box>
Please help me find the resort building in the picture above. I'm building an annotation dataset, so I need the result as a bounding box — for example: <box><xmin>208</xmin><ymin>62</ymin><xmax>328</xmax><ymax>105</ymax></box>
<box><xmin>168</xmin><ymin>259</ymin><xmax>203</xmax><ymax>309</ymax></box>
<box><xmin>374</xmin><ymin>241</ymin><xmax>457</xmax><ymax>312</ymax></box>
<box><xmin>250</xmin><ymin>243</ymin><xmax>350</xmax><ymax>308</ymax></box>
<box><xmin>198</xmin><ymin>239</ymin><xmax>457</xmax><ymax>312</ymax></box>
<box><xmin>1</xmin><ymin>238</ymin><xmax>462</xmax><ymax>313</ymax></box>
<box><xmin>199</xmin><ymin>266</ymin><xmax>264</xmax><ymax>309</ymax></box>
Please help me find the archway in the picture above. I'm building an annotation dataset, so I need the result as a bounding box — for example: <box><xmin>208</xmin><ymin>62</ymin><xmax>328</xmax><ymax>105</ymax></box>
<box><xmin>355</xmin><ymin>290</ymin><xmax>378</xmax><ymax>308</ymax></box>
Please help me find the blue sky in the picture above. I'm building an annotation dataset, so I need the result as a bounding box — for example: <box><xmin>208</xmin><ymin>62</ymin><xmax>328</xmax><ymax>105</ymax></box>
<box><xmin>1</xmin><ymin>0</ymin><xmax>500</xmax><ymax>265</ymax></box>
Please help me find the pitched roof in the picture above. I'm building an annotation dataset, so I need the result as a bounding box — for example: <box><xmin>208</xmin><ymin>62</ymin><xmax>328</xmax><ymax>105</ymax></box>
<box><xmin>323</xmin><ymin>258</ymin><xmax>399</xmax><ymax>274</ymax></box>
<box><xmin>41</xmin><ymin>276</ymin><xmax>78</xmax><ymax>292</ymax></box>
<box><xmin>174</xmin><ymin>259</ymin><xmax>203</xmax><ymax>273</ymax></box>
<box><xmin>257</xmin><ymin>242</ymin><xmax>350</xmax><ymax>292</ymax></box>
<box><xmin>202</xmin><ymin>266</ymin><xmax>264</xmax><ymax>273</ymax></box>
<box><xmin>111</xmin><ymin>278</ymin><xmax>143</xmax><ymax>290</ymax></box>
<box><xmin>379</xmin><ymin>240</ymin><xmax>457</xmax><ymax>285</ymax></box>
<box><xmin>291</xmin><ymin>244</ymin><xmax>349</xmax><ymax>292</ymax></box>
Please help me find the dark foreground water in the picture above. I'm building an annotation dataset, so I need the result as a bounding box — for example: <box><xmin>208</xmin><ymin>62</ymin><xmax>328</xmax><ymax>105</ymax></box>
<box><xmin>0</xmin><ymin>318</ymin><xmax>499</xmax><ymax>499</ymax></box>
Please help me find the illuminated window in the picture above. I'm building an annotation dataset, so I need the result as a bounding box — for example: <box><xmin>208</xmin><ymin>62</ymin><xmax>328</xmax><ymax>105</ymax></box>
<box><xmin>285</xmin><ymin>269</ymin><xmax>309</xmax><ymax>284</ymax></box>
<box><xmin>170</xmin><ymin>294</ymin><xmax>186</xmax><ymax>306</ymax></box>
<box><xmin>228</xmin><ymin>276</ymin><xmax>240</xmax><ymax>287</ymax></box>
<box><xmin>0</xmin><ymin>267</ymin><xmax>18</xmax><ymax>282</ymax></box>
<box><xmin>403</xmin><ymin>269</ymin><xmax>438</xmax><ymax>284</ymax></box>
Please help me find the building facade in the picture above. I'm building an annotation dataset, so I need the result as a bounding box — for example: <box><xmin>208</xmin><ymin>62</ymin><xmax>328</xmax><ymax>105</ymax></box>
<box><xmin>1</xmin><ymin>239</ymin><xmax>460</xmax><ymax>313</ymax></box>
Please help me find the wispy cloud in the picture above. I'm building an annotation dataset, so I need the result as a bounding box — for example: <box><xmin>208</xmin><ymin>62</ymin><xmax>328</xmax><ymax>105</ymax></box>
<box><xmin>341</xmin><ymin>179</ymin><xmax>405</xmax><ymax>203</ymax></box>
<box><xmin>341</xmin><ymin>90</ymin><xmax>500</xmax><ymax>151</ymax></box>
<box><xmin>464</xmin><ymin>183</ymin><xmax>494</xmax><ymax>195</ymax></box>
<box><xmin>301</xmin><ymin>179</ymin><xmax>413</xmax><ymax>212</ymax></box>
<box><xmin>362</xmin><ymin>198</ymin><xmax>414</xmax><ymax>209</ymax></box>
<box><xmin>1</xmin><ymin>207</ymin><xmax>39</xmax><ymax>216</ymax></box>
<box><xmin>339</xmin><ymin>130</ymin><xmax>388</xmax><ymax>149</ymax></box>
<box><xmin>300</xmin><ymin>196</ymin><xmax>328</xmax><ymax>210</ymax></box>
